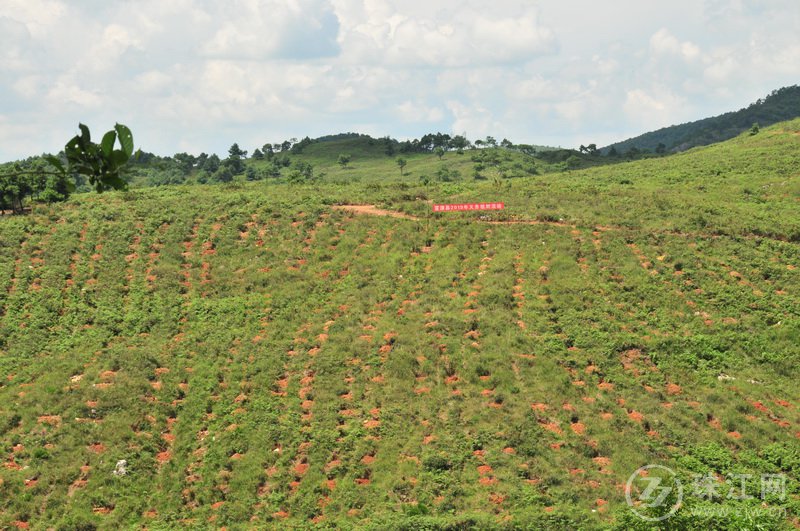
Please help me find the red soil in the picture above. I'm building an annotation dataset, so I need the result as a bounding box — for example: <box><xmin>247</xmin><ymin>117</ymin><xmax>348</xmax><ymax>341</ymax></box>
<box><xmin>627</xmin><ymin>411</ymin><xmax>644</xmax><ymax>422</ymax></box>
<box><xmin>477</xmin><ymin>465</ymin><xmax>493</xmax><ymax>476</ymax></box>
<box><xmin>156</xmin><ymin>451</ymin><xmax>172</xmax><ymax>463</ymax></box>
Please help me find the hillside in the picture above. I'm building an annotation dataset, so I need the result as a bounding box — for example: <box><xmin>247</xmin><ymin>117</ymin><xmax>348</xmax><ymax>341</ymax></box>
<box><xmin>604</xmin><ymin>85</ymin><xmax>800</xmax><ymax>155</ymax></box>
<box><xmin>0</xmin><ymin>121</ymin><xmax>799</xmax><ymax>529</ymax></box>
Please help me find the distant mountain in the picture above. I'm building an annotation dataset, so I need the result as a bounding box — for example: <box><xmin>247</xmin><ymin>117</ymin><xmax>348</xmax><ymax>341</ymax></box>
<box><xmin>603</xmin><ymin>85</ymin><xmax>800</xmax><ymax>154</ymax></box>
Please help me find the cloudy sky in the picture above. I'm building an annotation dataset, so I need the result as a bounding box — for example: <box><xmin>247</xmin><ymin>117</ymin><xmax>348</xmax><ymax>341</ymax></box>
<box><xmin>1</xmin><ymin>0</ymin><xmax>799</xmax><ymax>161</ymax></box>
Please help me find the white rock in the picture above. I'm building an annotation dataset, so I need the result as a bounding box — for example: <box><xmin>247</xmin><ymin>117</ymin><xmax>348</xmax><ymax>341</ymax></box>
<box><xmin>113</xmin><ymin>460</ymin><xmax>127</xmax><ymax>477</ymax></box>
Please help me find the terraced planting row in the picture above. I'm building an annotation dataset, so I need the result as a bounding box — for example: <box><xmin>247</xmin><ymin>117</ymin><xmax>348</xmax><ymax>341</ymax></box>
<box><xmin>0</xmin><ymin>187</ymin><xmax>798</xmax><ymax>528</ymax></box>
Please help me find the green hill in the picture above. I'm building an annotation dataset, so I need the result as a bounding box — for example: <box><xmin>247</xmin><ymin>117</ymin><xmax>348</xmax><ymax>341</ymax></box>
<box><xmin>604</xmin><ymin>85</ymin><xmax>800</xmax><ymax>155</ymax></box>
<box><xmin>0</xmin><ymin>121</ymin><xmax>799</xmax><ymax>529</ymax></box>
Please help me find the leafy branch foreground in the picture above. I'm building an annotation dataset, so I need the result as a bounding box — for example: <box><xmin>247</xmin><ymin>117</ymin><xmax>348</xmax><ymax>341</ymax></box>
<box><xmin>0</xmin><ymin>123</ymin><xmax>133</xmax><ymax>213</ymax></box>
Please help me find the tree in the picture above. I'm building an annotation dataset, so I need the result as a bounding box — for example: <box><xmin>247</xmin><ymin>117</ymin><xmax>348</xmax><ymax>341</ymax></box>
<box><xmin>0</xmin><ymin>171</ymin><xmax>29</xmax><ymax>213</ymax></box>
<box><xmin>383</xmin><ymin>137</ymin><xmax>395</xmax><ymax>156</ymax></box>
<box><xmin>173</xmin><ymin>152</ymin><xmax>196</xmax><ymax>173</ymax></box>
<box><xmin>228</xmin><ymin>143</ymin><xmax>247</xmax><ymax>159</ymax></box>
<box><xmin>293</xmin><ymin>160</ymin><xmax>315</xmax><ymax>181</ymax></box>
<box><xmin>565</xmin><ymin>155</ymin><xmax>581</xmax><ymax>169</ymax></box>
<box><xmin>750</xmin><ymin>123</ymin><xmax>760</xmax><ymax>135</ymax></box>
<box><xmin>265</xmin><ymin>161</ymin><xmax>282</xmax><ymax>178</ymax></box>
<box><xmin>434</xmin><ymin>147</ymin><xmax>445</xmax><ymax>160</ymax></box>
<box><xmin>337</xmin><ymin>154</ymin><xmax>352</xmax><ymax>168</ymax></box>
<box><xmin>251</xmin><ymin>148</ymin><xmax>264</xmax><ymax>160</ymax></box>
<box><xmin>396</xmin><ymin>157</ymin><xmax>407</xmax><ymax>176</ymax></box>
<box><xmin>224</xmin><ymin>143</ymin><xmax>247</xmax><ymax>174</ymax></box>
<box><xmin>211</xmin><ymin>166</ymin><xmax>234</xmax><ymax>183</ymax></box>
<box><xmin>202</xmin><ymin>154</ymin><xmax>221</xmax><ymax>173</ymax></box>
<box><xmin>435</xmin><ymin>165</ymin><xmax>460</xmax><ymax>182</ymax></box>
<box><xmin>291</xmin><ymin>136</ymin><xmax>313</xmax><ymax>154</ymax></box>
<box><xmin>451</xmin><ymin>135</ymin><xmax>469</xmax><ymax>154</ymax></box>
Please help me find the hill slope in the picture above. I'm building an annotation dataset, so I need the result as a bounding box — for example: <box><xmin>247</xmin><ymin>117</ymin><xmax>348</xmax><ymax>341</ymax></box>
<box><xmin>0</xmin><ymin>122</ymin><xmax>799</xmax><ymax>529</ymax></box>
<box><xmin>604</xmin><ymin>85</ymin><xmax>800</xmax><ymax>154</ymax></box>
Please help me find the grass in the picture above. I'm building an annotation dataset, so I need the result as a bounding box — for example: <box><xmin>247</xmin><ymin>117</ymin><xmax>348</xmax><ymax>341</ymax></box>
<box><xmin>0</xmin><ymin>120</ymin><xmax>798</xmax><ymax>529</ymax></box>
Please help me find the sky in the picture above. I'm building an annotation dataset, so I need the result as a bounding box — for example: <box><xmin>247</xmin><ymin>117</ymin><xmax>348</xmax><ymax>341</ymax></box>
<box><xmin>1</xmin><ymin>0</ymin><xmax>799</xmax><ymax>161</ymax></box>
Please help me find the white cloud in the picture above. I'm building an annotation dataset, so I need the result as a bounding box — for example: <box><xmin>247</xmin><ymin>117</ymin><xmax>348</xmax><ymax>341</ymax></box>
<box><xmin>1</xmin><ymin>0</ymin><xmax>67</xmax><ymax>38</ymax></box>
<box><xmin>624</xmin><ymin>87</ymin><xmax>689</xmax><ymax>129</ymax></box>
<box><xmin>650</xmin><ymin>28</ymin><xmax>700</xmax><ymax>61</ymax></box>
<box><xmin>447</xmin><ymin>100</ymin><xmax>500</xmax><ymax>140</ymax></box>
<box><xmin>201</xmin><ymin>0</ymin><xmax>340</xmax><ymax>60</ymax></box>
<box><xmin>335</xmin><ymin>1</ymin><xmax>556</xmax><ymax>66</ymax></box>
<box><xmin>0</xmin><ymin>0</ymin><xmax>799</xmax><ymax>161</ymax></box>
<box><xmin>394</xmin><ymin>101</ymin><xmax>445</xmax><ymax>123</ymax></box>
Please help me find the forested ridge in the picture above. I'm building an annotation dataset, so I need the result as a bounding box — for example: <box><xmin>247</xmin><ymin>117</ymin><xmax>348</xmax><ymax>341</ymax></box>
<box><xmin>604</xmin><ymin>85</ymin><xmax>800</xmax><ymax>155</ymax></box>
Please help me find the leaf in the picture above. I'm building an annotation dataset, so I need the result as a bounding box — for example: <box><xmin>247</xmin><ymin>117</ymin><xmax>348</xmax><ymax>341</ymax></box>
<box><xmin>65</xmin><ymin>180</ymin><xmax>76</xmax><ymax>193</ymax></box>
<box><xmin>44</xmin><ymin>155</ymin><xmax>65</xmax><ymax>173</ymax></box>
<box><xmin>64</xmin><ymin>135</ymin><xmax>81</xmax><ymax>157</ymax></box>
<box><xmin>111</xmin><ymin>150</ymin><xmax>129</xmax><ymax>168</ymax></box>
<box><xmin>78</xmin><ymin>123</ymin><xmax>91</xmax><ymax>143</ymax></box>
<box><xmin>114</xmin><ymin>123</ymin><xmax>134</xmax><ymax>159</ymax></box>
<box><xmin>101</xmin><ymin>130</ymin><xmax>117</xmax><ymax>157</ymax></box>
<box><xmin>104</xmin><ymin>174</ymin><xmax>128</xmax><ymax>192</ymax></box>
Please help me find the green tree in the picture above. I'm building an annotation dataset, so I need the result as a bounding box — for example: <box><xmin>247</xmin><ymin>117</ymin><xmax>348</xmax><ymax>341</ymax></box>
<box><xmin>565</xmin><ymin>155</ymin><xmax>581</xmax><ymax>169</ymax></box>
<box><xmin>266</xmin><ymin>161</ymin><xmax>282</xmax><ymax>178</ymax></box>
<box><xmin>337</xmin><ymin>154</ymin><xmax>352</xmax><ymax>168</ymax></box>
<box><xmin>451</xmin><ymin>135</ymin><xmax>469</xmax><ymax>154</ymax></box>
<box><xmin>172</xmin><ymin>152</ymin><xmax>196</xmax><ymax>174</ymax></box>
<box><xmin>211</xmin><ymin>166</ymin><xmax>234</xmax><ymax>183</ymax></box>
<box><xmin>224</xmin><ymin>143</ymin><xmax>247</xmax><ymax>174</ymax></box>
<box><xmin>202</xmin><ymin>154</ymin><xmax>221</xmax><ymax>173</ymax></box>
<box><xmin>292</xmin><ymin>160</ymin><xmax>315</xmax><ymax>182</ymax></box>
<box><xmin>396</xmin><ymin>157</ymin><xmax>407</xmax><ymax>176</ymax></box>
<box><xmin>435</xmin><ymin>166</ymin><xmax>460</xmax><ymax>182</ymax></box>
<box><xmin>434</xmin><ymin>147</ymin><xmax>445</xmax><ymax>160</ymax></box>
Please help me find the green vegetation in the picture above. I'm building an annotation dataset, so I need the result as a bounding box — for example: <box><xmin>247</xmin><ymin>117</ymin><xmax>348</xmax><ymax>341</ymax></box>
<box><xmin>0</xmin><ymin>123</ymin><xmax>133</xmax><ymax>214</ymax></box>
<box><xmin>0</xmin><ymin>118</ymin><xmax>799</xmax><ymax>529</ymax></box>
<box><xmin>605</xmin><ymin>85</ymin><xmax>800</xmax><ymax>155</ymax></box>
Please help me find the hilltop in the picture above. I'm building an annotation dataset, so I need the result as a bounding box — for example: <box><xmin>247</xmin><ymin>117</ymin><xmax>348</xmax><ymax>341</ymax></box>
<box><xmin>603</xmin><ymin>85</ymin><xmax>800</xmax><ymax>155</ymax></box>
<box><xmin>0</xmin><ymin>120</ymin><xmax>798</xmax><ymax>529</ymax></box>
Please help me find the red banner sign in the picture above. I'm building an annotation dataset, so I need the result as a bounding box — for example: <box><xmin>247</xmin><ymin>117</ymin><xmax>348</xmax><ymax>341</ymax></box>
<box><xmin>432</xmin><ymin>202</ymin><xmax>504</xmax><ymax>212</ymax></box>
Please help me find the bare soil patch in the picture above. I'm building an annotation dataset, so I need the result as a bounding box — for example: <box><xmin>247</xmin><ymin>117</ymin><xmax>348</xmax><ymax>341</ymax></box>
<box><xmin>332</xmin><ymin>205</ymin><xmax>418</xmax><ymax>220</ymax></box>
